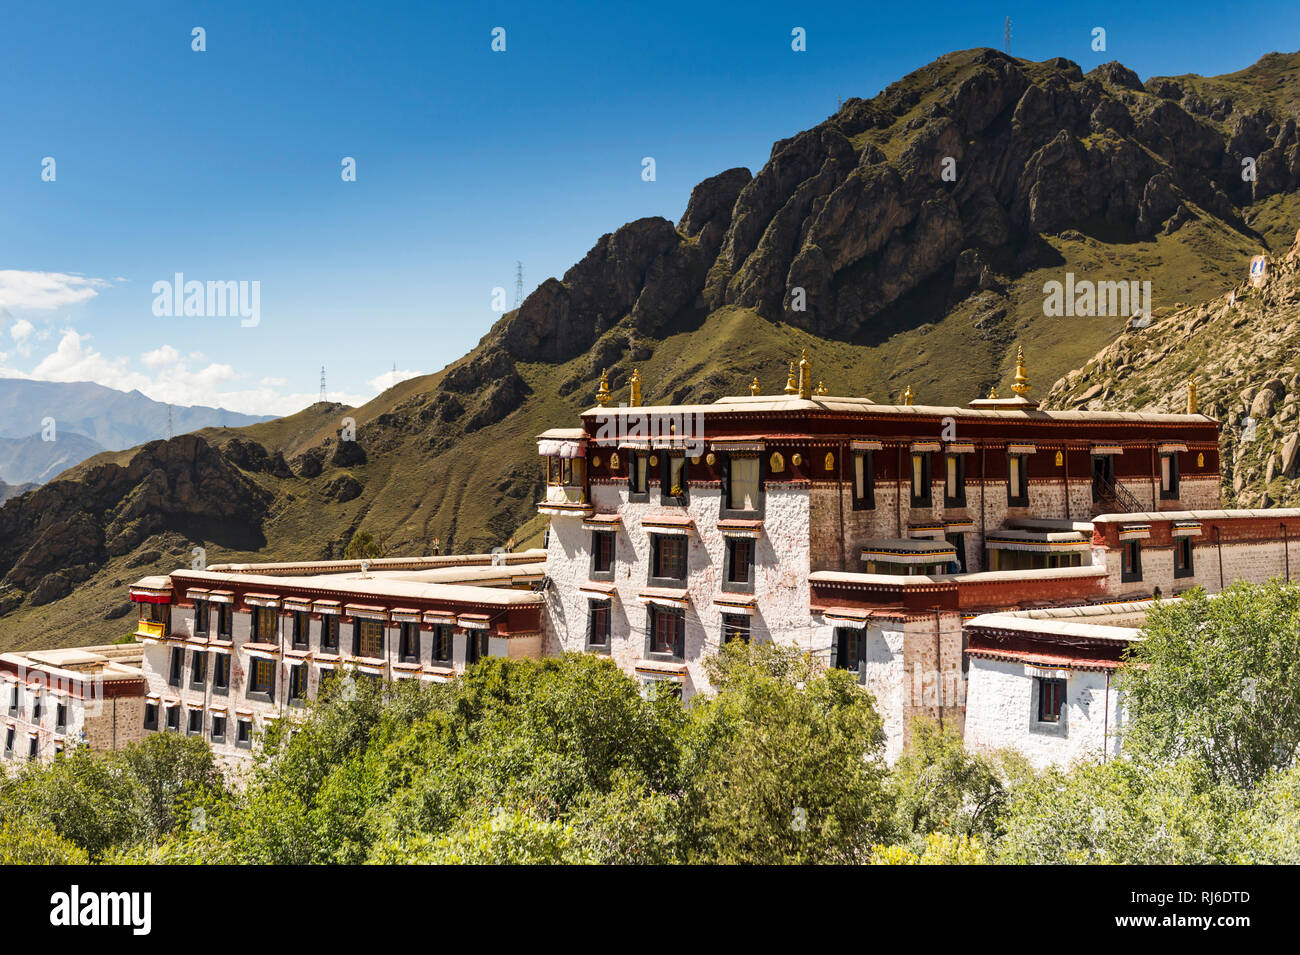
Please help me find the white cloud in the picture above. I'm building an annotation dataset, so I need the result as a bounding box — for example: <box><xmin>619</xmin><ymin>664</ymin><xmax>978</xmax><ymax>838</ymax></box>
<box><xmin>368</xmin><ymin>368</ymin><xmax>423</xmax><ymax>393</ymax></box>
<box><xmin>5</xmin><ymin>327</ymin><xmax>373</xmax><ymax>417</ymax></box>
<box><xmin>9</xmin><ymin>318</ymin><xmax>34</xmax><ymax>343</ymax></box>
<box><xmin>141</xmin><ymin>344</ymin><xmax>181</xmax><ymax>368</ymax></box>
<box><xmin>0</xmin><ymin>271</ymin><xmax>110</xmax><ymax>311</ymax></box>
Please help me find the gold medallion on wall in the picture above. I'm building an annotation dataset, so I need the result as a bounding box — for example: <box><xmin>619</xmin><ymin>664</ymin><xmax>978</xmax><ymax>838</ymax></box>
<box><xmin>769</xmin><ymin>451</ymin><xmax>784</xmax><ymax>473</ymax></box>
<box><xmin>610</xmin><ymin>452</ymin><xmax>620</xmax><ymax>470</ymax></box>
<box><xmin>824</xmin><ymin>451</ymin><xmax>834</xmax><ymax>471</ymax></box>
<box><xmin>1054</xmin><ymin>451</ymin><xmax>1063</xmax><ymax>467</ymax></box>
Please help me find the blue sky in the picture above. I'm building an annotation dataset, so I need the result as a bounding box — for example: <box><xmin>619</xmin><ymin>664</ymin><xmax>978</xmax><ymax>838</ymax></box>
<box><xmin>1</xmin><ymin>0</ymin><xmax>1296</xmax><ymax>415</ymax></box>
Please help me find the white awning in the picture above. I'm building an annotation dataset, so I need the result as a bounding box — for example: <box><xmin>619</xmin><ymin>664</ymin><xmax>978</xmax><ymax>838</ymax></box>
<box><xmin>537</xmin><ymin>438</ymin><xmax>586</xmax><ymax>458</ymax></box>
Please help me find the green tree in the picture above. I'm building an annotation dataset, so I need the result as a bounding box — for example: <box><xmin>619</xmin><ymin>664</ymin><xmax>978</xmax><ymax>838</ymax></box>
<box><xmin>996</xmin><ymin>757</ymin><xmax>1248</xmax><ymax>864</ymax></box>
<box><xmin>685</xmin><ymin>642</ymin><xmax>893</xmax><ymax>863</ymax></box>
<box><xmin>888</xmin><ymin>718</ymin><xmax>1026</xmax><ymax>848</ymax></box>
<box><xmin>1121</xmin><ymin>581</ymin><xmax>1300</xmax><ymax>787</ymax></box>
<box><xmin>0</xmin><ymin>817</ymin><xmax>89</xmax><ymax>864</ymax></box>
<box><xmin>343</xmin><ymin>531</ymin><xmax>385</xmax><ymax>560</ymax></box>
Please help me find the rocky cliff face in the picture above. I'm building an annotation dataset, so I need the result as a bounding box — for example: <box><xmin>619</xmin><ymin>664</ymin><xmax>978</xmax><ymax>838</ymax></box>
<box><xmin>0</xmin><ymin>435</ymin><xmax>270</xmax><ymax>613</ymax></box>
<box><xmin>1046</xmin><ymin>228</ymin><xmax>1300</xmax><ymax>508</ymax></box>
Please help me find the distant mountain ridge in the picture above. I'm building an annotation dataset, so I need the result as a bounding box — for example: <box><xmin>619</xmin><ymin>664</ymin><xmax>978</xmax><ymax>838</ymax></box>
<box><xmin>0</xmin><ymin>431</ymin><xmax>106</xmax><ymax>485</ymax></box>
<box><xmin>0</xmin><ymin>378</ymin><xmax>272</xmax><ymax>452</ymax></box>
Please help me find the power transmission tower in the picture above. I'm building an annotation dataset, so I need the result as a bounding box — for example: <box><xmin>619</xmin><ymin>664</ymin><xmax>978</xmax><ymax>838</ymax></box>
<box><xmin>167</xmin><ymin>403</ymin><xmax>173</xmax><ymax>438</ymax></box>
<box><xmin>514</xmin><ymin>261</ymin><xmax>524</xmax><ymax>309</ymax></box>
<box><xmin>320</xmin><ymin>366</ymin><xmax>327</xmax><ymax>402</ymax></box>
<box><xmin>1004</xmin><ymin>17</ymin><xmax>1012</xmax><ymax>54</ymax></box>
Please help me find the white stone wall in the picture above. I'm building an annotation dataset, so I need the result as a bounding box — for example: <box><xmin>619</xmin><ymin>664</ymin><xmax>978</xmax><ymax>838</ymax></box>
<box><xmin>1101</xmin><ymin>537</ymin><xmax>1300</xmax><ymax>596</ymax></box>
<box><xmin>964</xmin><ymin>657</ymin><xmax>1122</xmax><ymax>768</ymax></box>
<box><xmin>861</xmin><ymin>622</ymin><xmax>906</xmax><ymax>763</ymax></box>
<box><xmin>544</xmin><ymin>482</ymin><xmax>811</xmax><ymax>698</ymax></box>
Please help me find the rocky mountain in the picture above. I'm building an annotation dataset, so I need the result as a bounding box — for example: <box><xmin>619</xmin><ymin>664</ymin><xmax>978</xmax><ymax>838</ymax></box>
<box><xmin>1045</xmin><ymin>227</ymin><xmax>1300</xmax><ymax>507</ymax></box>
<box><xmin>0</xmin><ymin>378</ymin><xmax>272</xmax><ymax>453</ymax></box>
<box><xmin>0</xmin><ymin>431</ymin><xmax>106</xmax><ymax>485</ymax></box>
<box><xmin>4</xmin><ymin>47</ymin><xmax>1300</xmax><ymax>649</ymax></box>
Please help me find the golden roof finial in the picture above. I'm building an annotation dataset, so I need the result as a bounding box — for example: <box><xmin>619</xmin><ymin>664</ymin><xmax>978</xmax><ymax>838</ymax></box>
<box><xmin>814</xmin><ymin>379</ymin><xmax>828</xmax><ymax>397</ymax></box>
<box><xmin>1187</xmin><ymin>378</ymin><xmax>1198</xmax><ymax>415</ymax></box>
<box><xmin>595</xmin><ymin>368</ymin><xmax>611</xmax><ymax>406</ymax></box>
<box><xmin>629</xmin><ymin>369</ymin><xmax>642</xmax><ymax>407</ymax></box>
<box><xmin>750</xmin><ymin>377</ymin><xmax>761</xmax><ymax>396</ymax></box>
<box><xmin>1011</xmin><ymin>344</ymin><xmax>1031</xmax><ymax>397</ymax></box>
<box><xmin>784</xmin><ymin>362</ymin><xmax>798</xmax><ymax>395</ymax></box>
<box><xmin>797</xmin><ymin>348</ymin><xmax>812</xmax><ymax>400</ymax></box>
<box><xmin>903</xmin><ymin>384</ymin><xmax>914</xmax><ymax>405</ymax></box>
<box><xmin>987</xmin><ymin>385</ymin><xmax>999</xmax><ymax>399</ymax></box>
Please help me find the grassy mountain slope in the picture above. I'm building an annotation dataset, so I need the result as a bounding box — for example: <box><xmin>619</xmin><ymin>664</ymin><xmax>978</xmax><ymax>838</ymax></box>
<box><xmin>5</xmin><ymin>47</ymin><xmax>1300</xmax><ymax>649</ymax></box>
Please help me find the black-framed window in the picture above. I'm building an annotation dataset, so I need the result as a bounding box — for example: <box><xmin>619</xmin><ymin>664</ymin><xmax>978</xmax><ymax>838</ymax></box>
<box><xmin>251</xmin><ymin>606</ymin><xmax>277</xmax><ymax>642</ymax></box>
<box><xmin>194</xmin><ymin>599</ymin><xmax>209</xmax><ymax>635</ymax></box>
<box><xmin>55</xmin><ymin>702</ymin><xmax>67</xmax><ymax>733</ymax></box>
<box><xmin>647</xmin><ymin>606</ymin><xmax>686</xmax><ymax>659</ymax></box>
<box><xmin>660</xmin><ymin>453</ymin><xmax>689</xmax><ymax>506</ymax></box>
<box><xmin>191</xmin><ymin>650</ymin><xmax>207</xmax><ymax>687</ymax></box>
<box><xmin>236</xmin><ymin>718</ymin><xmax>252</xmax><ymax>749</ymax></box>
<box><xmin>1174</xmin><ymin>537</ymin><xmax>1194</xmax><ymax>578</ymax></box>
<box><xmin>1121</xmin><ymin>539</ymin><xmax>1143</xmax><ymax>582</ymax></box>
<box><xmin>1007</xmin><ymin>454</ymin><xmax>1029</xmax><ymax>507</ymax></box>
<box><xmin>852</xmin><ymin>450</ymin><xmax>874</xmax><ymax>510</ymax></box>
<box><xmin>211</xmin><ymin>714</ymin><xmax>227</xmax><ymax>743</ymax></box>
<box><xmin>831</xmin><ymin>627</ymin><xmax>865</xmax><ymax>679</ymax></box>
<box><xmin>723</xmin><ymin>537</ymin><xmax>755</xmax><ymax>593</ymax></box>
<box><xmin>629</xmin><ymin>451</ymin><xmax>650</xmax><ymax>502</ymax></box>
<box><xmin>216</xmin><ymin>603</ymin><xmax>233</xmax><ymax>639</ymax></box>
<box><xmin>1160</xmin><ymin>453</ymin><xmax>1180</xmax><ymax>499</ymax></box>
<box><xmin>3</xmin><ymin>726</ymin><xmax>12</xmax><ymax>757</ymax></box>
<box><xmin>213</xmin><ymin>654</ymin><xmax>230</xmax><ymax>693</ymax></box>
<box><xmin>590</xmin><ymin>530</ymin><xmax>616</xmax><ymax>579</ymax></box>
<box><xmin>143</xmin><ymin>702</ymin><xmax>158</xmax><ymax>731</ymax></box>
<box><xmin>466</xmin><ymin>629</ymin><xmax>489</xmax><ymax>666</ymax></box>
<box><xmin>944</xmin><ymin>453</ymin><xmax>966</xmax><ymax>507</ymax></box>
<box><xmin>722</xmin><ymin>613</ymin><xmax>750</xmax><ymax>644</ymax></box>
<box><xmin>186</xmin><ymin>708</ymin><xmax>203</xmax><ymax>736</ymax></box>
<box><xmin>321</xmin><ymin>615</ymin><xmax>340</xmax><ymax>651</ymax></box>
<box><xmin>168</xmin><ymin>646</ymin><xmax>185</xmax><ymax>687</ymax></box>
<box><xmin>721</xmin><ymin>453</ymin><xmax>763</xmax><ymax>517</ymax></box>
<box><xmin>7</xmin><ymin>682</ymin><xmax>18</xmax><ymax>714</ymax></box>
<box><xmin>32</xmin><ymin>694</ymin><xmax>42</xmax><ymax>721</ymax></box>
<box><xmin>291</xmin><ymin>611</ymin><xmax>310</xmax><ymax>649</ymax></box>
<box><xmin>910</xmin><ymin>452</ymin><xmax>932</xmax><ymax>508</ymax></box>
<box><xmin>288</xmin><ymin>663</ymin><xmax>308</xmax><ymax>702</ymax></box>
<box><xmin>431</xmin><ymin>624</ymin><xmax>454</xmax><ymax>664</ymax></box>
<box><xmin>650</xmin><ymin>534</ymin><xmax>688</xmax><ymax>586</ymax></box>
<box><xmin>398</xmin><ymin>622</ymin><xmax>421</xmax><ymax>662</ymax></box>
<box><xmin>27</xmin><ymin>736</ymin><xmax>37</xmax><ymax>760</ymax></box>
<box><xmin>165</xmin><ymin>705</ymin><xmax>181</xmax><ymax>732</ymax></box>
<box><xmin>586</xmin><ymin>599</ymin><xmax>611</xmax><ymax>653</ymax></box>
<box><xmin>353</xmin><ymin>619</ymin><xmax>385</xmax><ymax>658</ymax></box>
<box><xmin>247</xmin><ymin>657</ymin><xmax>275</xmax><ymax>699</ymax></box>
<box><xmin>1037</xmin><ymin>677</ymin><xmax>1066</xmax><ymax>723</ymax></box>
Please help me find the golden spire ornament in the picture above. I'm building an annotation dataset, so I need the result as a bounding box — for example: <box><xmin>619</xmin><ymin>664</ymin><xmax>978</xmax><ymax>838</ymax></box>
<box><xmin>987</xmin><ymin>386</ymin><xmax>999</xmax><ymax>399</ymax></box>
<box><xmin>629</xmin><ymin>369</ymin><xmax>642</xmax><ymax>407</ymax></box>
<box><xmin>797</xmin><ymin>348</ymin><xmax>812</xmax><ymax>400</ymax></box>
<box><xmin>903</xmin><ymin>384</ymin><xmax>914</xmax><ymax>405</ymax></box>
<box><xmin>784</xmin><ymin>362</ymin><xmax>798</xmax><ymax>395</ymax></box>
<box><xmin>1187</xmin><ymin>378</ymin><xmax>1198</xmax><ymax>415</ymax></box>
<box><xmin>750</xmin><ymin>377</ymin><xmax>761</xmax><ymax>396</ymax></box>
<box><xmin>595</xmin><ymin>368</ymin><xmax>611</xmax><ymax>406</ymax></box>
<box><xmin>1011</xmin><ymin>345</ymin><xmax>1031</xmax><ymax>397</ymax></box>
<box><xmin>814</xmin><ymin>380</ymin><xmax>828</xmax><ymax>396</ymax></box>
